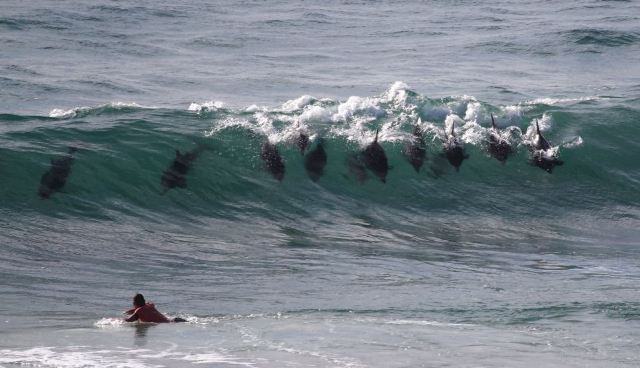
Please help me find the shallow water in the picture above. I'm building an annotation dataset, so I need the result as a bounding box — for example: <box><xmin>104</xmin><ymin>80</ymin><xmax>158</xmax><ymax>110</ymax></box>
<box><xmin>1</xmin><ymin>0</ymin><xmax>640</xmax><ymax>367</ymax></box>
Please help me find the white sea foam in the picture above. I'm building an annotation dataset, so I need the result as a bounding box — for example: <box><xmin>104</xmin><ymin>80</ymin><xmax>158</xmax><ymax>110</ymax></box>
<box><xmin>94</xmin><ymin>317</ymin><xmax>126</xmax><ymax>328</ymax></box>
<box><xmin>182</xmin><ymin>315</ymin><xmax>221</xmax><ymax>324</ymax></box>
<box><xmin>49</xmin><ymin>106</ymin><xmax>91</xmax><ymax>118</ymax></box>
<box><xmin>205</xmin><ymin>117</ymin><xmax>253</xmax><ymax>137</ymax></box>
<box><xmin>281</xmin><ymin>95</ymin><xmax>316</xmax><ymax>112</ymax></box>
<box><xmin>206</xmin><ymin>83</ymin><xmax>420</xmax><ymax>146</ymax></box>
<box><xmin>328</xmin><ymin>115</ymin><xmax>380</xmax><ymax>146</ymax></box>
<box><xmin>49</xmin><ymin>102</ymin><xmax>152</xmax><ymax>118</ymax></box>
<box><xmin>0</xmin><ymin>346</ymin><xmax>257</xmax><ymax>368</ymax></box>
<box><xmin>333</xmin><ymin>96</ymin><xmax>385</xmax><ymax>123</ymax></box>
<box><xmin>447</xmin><ymin>95</ymin><xmax>477</xmax><ymax>117</ymax></box>
<box><xmin>299</xmin><ymin>105</ymin><xmax>333</xmax><ymax>124</ymax></box>
<box><xmin>385</xmin><ymin>319</ymin><xmax>474</xmax><ymax>327</ymax></box>
<box><xmin>181</xmin><ymin>352</ymin><xmax>256</xmax><ymax>366</ymax></box>
<box><xmin>563</xmin><ymin>135</ymin><xmax>584</xmax><ymax>148</ymax></box>
<box><xmin>460</xmin><ymin>120</ymin><xmax>486</xmax><ymax>145</ymax></box>
<box><xmin>382</xmin><ymin>81</ymin><xmax>410</xmax><ymax>104</ymax></box>
<box><xmin>188</xmin><ymin>100</ymin><xmax>225</xmax><ymax>113</ymax></box>
<box><xmin>206</xmin><ymin>84</ymin><xmax>575</xmax><ymax>151</ymax></box>
<box><xmin>108</xmin><ymin>102</ymin><xmax>149</xmax><ymax>109</ymax></box>
<box><xmin>525</xmin><ymin>96</ymin><xmax>601</xmax><ymax>106</ymax></box>
<box><xmin>463</xmin><ymin>100</ymin><xmax>483</xmax><ymax>122</ymax></box>
<box><xmin>0</xmin><ymin>347</ymin><xmax>153</xmax><ymax>368</ymax></box>
<box><xmin>254</xmin><ymin>111</ymin><xmax>279</xmax><ymax>143</ymax></box>
<box><xmin>245</xmin><ymin>104</ymin><xmax>268</xmax><ymax>113</ymax></box>
<box><xmin>500</xmin><ymin>104</ymin><xmax>526</xmax><ymax>123</ymax></box>
<box><xmin>250</xmin><ymin>111</ymin><xmax>302</xmax><ymax>144</ymax></box>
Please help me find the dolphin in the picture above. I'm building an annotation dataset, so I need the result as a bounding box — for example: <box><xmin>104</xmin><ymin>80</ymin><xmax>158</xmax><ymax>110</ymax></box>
<box><xmin>531</xmin><ymin>151</ymin><xmax>564</xmax><ymax>173</ymax></box>
<box><xmin>404</xmin><ymin>124</ymin><xmax>426</xmax><ymax>172</ymax></box>
<box><xmin>38</xmin><ymin>147</ymin><xmax>78</xmax><ymax>199</ymax></box>
<box><xmin>532</xmin><ymin>120</ymin><xmax>551</xmax><ymax>150</ymax></box>
<box><xmin>443</xmin><ymin>121</ymin><xmax>469</xmax><ymax>171</ymax></box>
<box><xmin>487</xmin><ymin>114</ymin><xmax>513</xmax><ymax>163</ymax></box>
<box><xmin>296</xmin><ymin>133</ymin><xmax>310</xmax><ymax>155</ymax></box>
<box><xmin>304</xmin><ymin>139</ymin><xmax>327</xmax><ymax>182</ymax></box>
<box><xmin>362</xmin><ymin>129</ymin><xmax>389</xmax><ymax>183</ymax></box>
<box><xmin>261</xmin><ymin>142</ymin><xmax>285</xmax><ymax>181</ymax></box>
<box><xmin>530</xmin><ymin>120</ymin><xmax>563</xmax><ymax>173</ymax></box>
<box><xmin>160</xmin><ymin>145</ymin><xmax>205</xmax><ymax>194</ymax></box>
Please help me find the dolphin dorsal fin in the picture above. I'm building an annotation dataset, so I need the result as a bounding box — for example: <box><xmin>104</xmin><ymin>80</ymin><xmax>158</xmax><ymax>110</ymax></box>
<box><xmin>449</xmin><ymin>121</ymin><xmax>456</xmax><ymax>138</ymax></box>
<box><xmin>175</xmin><ymin>150</ymin><xmax>182</xmax><ymax>158</ymax></box>
<box><xmin>534</xmin><ymin>119</ymin><xmax>551</xmax><ymax>150</ymax></box>
<box><xmin>374</xmin><ymin>129</ymin><xmax>379</xmax><ymax>143</ymax></box>
<box><xmin>491</xmin><ymin>114</ymin><xmax>497</xmax><ymax>129</ymax></box>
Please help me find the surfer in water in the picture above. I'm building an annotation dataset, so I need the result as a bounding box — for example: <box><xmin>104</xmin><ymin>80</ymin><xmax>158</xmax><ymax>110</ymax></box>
<box><xmin>124</xmin><ymin>293</ymin><xmax>186</xmax><ymax>323</ymax></box>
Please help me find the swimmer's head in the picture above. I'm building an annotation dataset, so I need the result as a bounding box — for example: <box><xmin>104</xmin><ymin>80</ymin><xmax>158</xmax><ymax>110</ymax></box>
<box><xmin>133</xmin><ymin>293</ymin><xmax>145</xmax><ymax>307</ymax></box>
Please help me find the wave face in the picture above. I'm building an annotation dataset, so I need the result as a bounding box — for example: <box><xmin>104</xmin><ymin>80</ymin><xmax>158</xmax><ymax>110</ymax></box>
<box><xmin>1</xmin><ymin>84</ymin><xmax>639</xmax><ymax>226</ymax></box>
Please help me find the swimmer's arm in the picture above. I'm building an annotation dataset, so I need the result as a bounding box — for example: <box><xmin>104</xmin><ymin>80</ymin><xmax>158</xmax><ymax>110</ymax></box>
<box><xmin>125</xmin><ymin>312</ymin><xmax>139</xmax><ymax>322</ymax></box>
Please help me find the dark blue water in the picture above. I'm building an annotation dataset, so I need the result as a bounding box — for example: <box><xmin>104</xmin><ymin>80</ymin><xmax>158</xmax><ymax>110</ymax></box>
<box><xmin>1</xmin><ymin>1</ymin><xmax>640</xmax><ymax>367</ymax></box>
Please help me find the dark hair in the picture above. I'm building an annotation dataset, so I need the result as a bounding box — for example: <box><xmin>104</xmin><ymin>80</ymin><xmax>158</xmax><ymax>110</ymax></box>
<box><xmin>133</xmin><ymin>293</ymin><xmax>146</xmax><ymax>307</ymax></box>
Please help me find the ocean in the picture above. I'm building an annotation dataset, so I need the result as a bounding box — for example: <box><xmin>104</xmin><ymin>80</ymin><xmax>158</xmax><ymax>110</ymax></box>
<box><xmin>1</xmin><ymin>0</ymin><xmax>640</xmax><ymax>367</ymax></box>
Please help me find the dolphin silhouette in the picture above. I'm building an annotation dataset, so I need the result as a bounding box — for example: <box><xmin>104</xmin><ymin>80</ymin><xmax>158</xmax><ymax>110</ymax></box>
<box><xmin>530</xmin><ymin>120</ymin><xmax>563</xmax><ymax>173</ymax></box>
<box><xmin>404</xmin><ymin>124</ymin><xmax>426</xmax><ymax>172</ymax></box>
<box><xmin>38</xmin><ymin>147</ymin><xmax>78</xmax><ymax>199</ymax></box>
<box><xmin>487</xmin><ymin>114</ymin><xmax>513</xmax><ymax>163</ymax></box>
<box><xmin>362</xmin><ymin>129</ymin><xmax>389</xmax><ymax>183</ymax></box>
<box><xmin>160</xmin><ymin>145</ymin><xmax>205</xmax><ymax>194</ymax></box>
<box><xmin>443</xmin><ymin>121</ymin><xmax>469</xmax><ymax>171</ymax></box>
<box><xmin>296</xmin><ymin>133</ymin><xmax>310</xmax><ymax>155</ymax></box>
<box><xmin>304</xmin><ymin>139</ymin><xmax>327</xmax><ymax>182</ymax></box>
<box><xmin>261</xmin><ymin>142</ymin><xmax>285</xmax><ymax>181</ymax></box>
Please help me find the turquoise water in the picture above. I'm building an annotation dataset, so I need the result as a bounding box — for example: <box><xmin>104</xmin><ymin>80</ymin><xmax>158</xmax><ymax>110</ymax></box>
<box><xmin>1</xmin><ymin>1</ymin><xmax>640</xmax><ymax>367</ymax></box>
